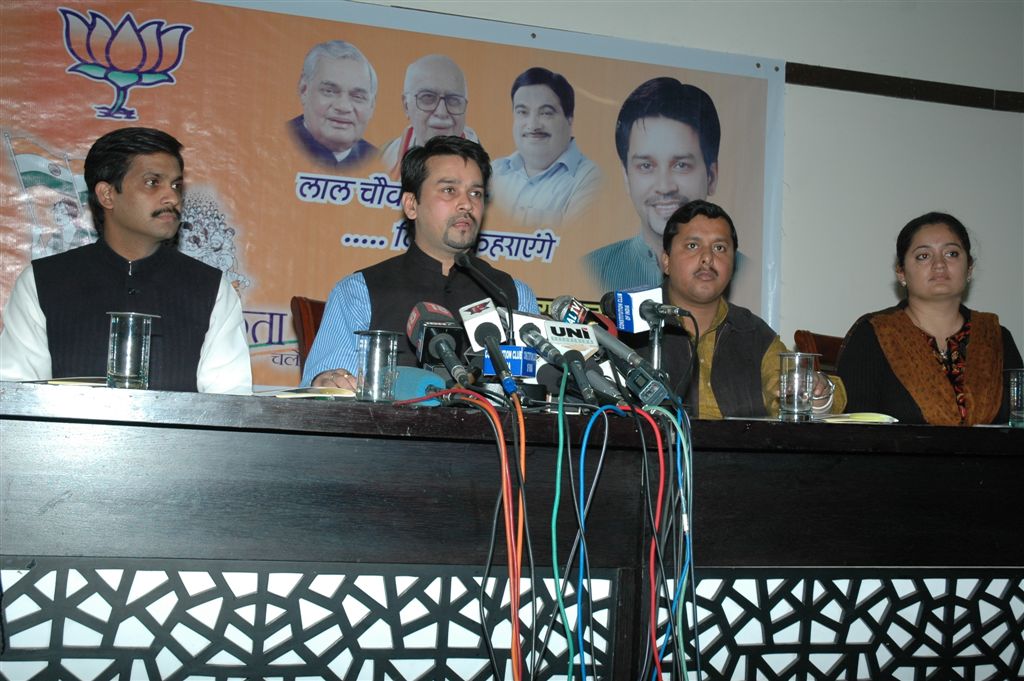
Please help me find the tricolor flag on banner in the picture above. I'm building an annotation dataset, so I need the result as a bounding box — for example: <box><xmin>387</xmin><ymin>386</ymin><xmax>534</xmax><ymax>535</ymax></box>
<box><xmin>4</xmin><ymin>133</ymin><xmax>84</xmax><ymax>202</ymax></box>
<box><xmin>12</xmin><ymin>151</ymin><xmax>77</xmax><ymax>195</ymax></box>
<box><xmin>3</xmin><ymin>132</ymin><xmax>94</xmax><ymax>259</ymax></box>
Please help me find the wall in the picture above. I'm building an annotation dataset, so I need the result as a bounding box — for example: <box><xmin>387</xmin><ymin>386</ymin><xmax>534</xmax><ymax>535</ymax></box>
<box><xmin>358</xmin><ymin>0</ymin><xmax>1024</xmax><ymax>348</ymax></box>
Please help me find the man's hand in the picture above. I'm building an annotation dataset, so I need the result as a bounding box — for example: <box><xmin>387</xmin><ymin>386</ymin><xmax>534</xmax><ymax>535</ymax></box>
<box><xmin>312</xmin><ymin>368</ymin><xmax>357</xmax><ymax>390</ymax></box>
<box><xmin>811</xmin><ymin>371</ymin><xmax>836</xmax><ymax>411</ymax></box>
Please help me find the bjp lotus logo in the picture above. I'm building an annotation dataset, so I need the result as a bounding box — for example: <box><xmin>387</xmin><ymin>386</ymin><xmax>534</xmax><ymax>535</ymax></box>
<box><xmin>59</xmin><ymin>8</ymin><xmax>192</xmax><ymax>120</ymax></box>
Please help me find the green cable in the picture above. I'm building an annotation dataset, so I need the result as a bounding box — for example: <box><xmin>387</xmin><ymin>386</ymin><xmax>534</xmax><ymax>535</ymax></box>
<box><xmin>550</xmin><ymin>368</ymin><xmax>575</xmax><ymax>678</ymax></box>
<box><xmin>645</xmin><ymin>407</ymin><xmax>690</xmax><ymax>678</ymax></box>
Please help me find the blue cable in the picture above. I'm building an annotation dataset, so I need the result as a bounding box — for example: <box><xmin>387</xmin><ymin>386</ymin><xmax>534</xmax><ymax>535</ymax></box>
<box><xmin>652</xmin><ymin>409</ymin><xmax>691</xmax><ymax>678</ymax></box>
<box><xmin>577</xmin><ymin>404</ymin><xmax>627</xmax><ymax>681</ymax></box>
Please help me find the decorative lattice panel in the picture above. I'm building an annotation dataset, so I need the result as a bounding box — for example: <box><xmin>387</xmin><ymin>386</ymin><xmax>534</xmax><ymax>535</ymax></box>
<box><xmin>4</xmin><ymin>561</ymin><xmax>1021</xmax><ymax>680</ymax></box>
<box><xmin>0</xmin><ymin>560</ymin><xmax>614</xmax><ymax>681</ymax></box>
<box><xmin>655</xmin><ymin>572</ymin><xmax>1024</xmax><ymax>681</ymax></box>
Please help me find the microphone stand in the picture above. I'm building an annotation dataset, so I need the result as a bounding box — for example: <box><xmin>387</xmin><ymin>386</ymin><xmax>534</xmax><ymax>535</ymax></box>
<box><xmin>639</xmin><ymin>308</ymin><xmax>666</xmax><ymax>371</ymax></box>
<box><xmin>454</xmin><ymin>252</ymin><xmax>515</xmax><ymax>344</ymax></box>
<box><xmin>649</xmin><ymin>318</ymin><xmax>665</xmax><ymax>371</ymax></box>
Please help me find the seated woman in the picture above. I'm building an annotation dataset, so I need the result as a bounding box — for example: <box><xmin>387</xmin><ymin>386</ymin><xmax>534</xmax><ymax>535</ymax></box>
<box><xmin>837</xmin><ymin>212</ymin><xmax>1022</xmax><ymax>425</ymax></box>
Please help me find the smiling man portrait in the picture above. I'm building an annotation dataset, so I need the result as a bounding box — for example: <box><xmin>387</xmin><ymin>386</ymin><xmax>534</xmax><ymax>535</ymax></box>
<box><xmin>585</xmin><ymin>77</ymin><xmax>720</xmax><ymax>292</ymax></box>
<box><xmin>490</xmin><ymin>67</ymin><xmax>600</xmax><ymax>230</ymax></box>
<box><xmin>288</xmin><ymin>40</ymin><xmax>378</xmax><ymax>170</ymax></box>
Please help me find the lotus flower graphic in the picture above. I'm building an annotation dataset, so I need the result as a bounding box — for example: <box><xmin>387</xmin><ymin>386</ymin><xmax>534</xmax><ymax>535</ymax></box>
<box><xmin>59</xmin><ymin>8</ymin><xmax>192</xmax><ymax>120</ymax></box>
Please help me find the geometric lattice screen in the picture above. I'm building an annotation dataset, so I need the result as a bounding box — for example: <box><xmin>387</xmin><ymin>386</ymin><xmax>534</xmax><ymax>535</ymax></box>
<box><xmin>658</xmin><ymin>573</ymin><xmax>1024</xmax><ymax>681</ymax></box>
<box><xmin>0</xmin><ymin>560</ymin><xmax>614</xmax><ymax>681</ymax></box>
<box><xmin>2</xmin><ymin>561</ymin><xmax>1022</xmax><ymax>680</ymax></box>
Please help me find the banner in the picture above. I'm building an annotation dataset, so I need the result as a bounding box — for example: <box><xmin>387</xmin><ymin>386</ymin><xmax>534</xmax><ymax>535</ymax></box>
<box><xmin>0</xmin><ymin>0</ymin><xmax>783</xmax><ymax>386</ymax></box>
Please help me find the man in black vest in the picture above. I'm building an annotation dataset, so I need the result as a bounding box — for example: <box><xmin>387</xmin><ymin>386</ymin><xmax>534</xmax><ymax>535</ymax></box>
<box><xmin>302</xmin><ymin>136</ymin><xmax>539</xmax><ymax>389</ymax></box>
<box><xmin>0</xmin><ymin>127</ymin><xmax>252</xmax><ymax>393</ymax></box>
<box><xmin>653</xmin><ymin>200</ymin><xmax>842</xmax><ymax>417</ymax></box>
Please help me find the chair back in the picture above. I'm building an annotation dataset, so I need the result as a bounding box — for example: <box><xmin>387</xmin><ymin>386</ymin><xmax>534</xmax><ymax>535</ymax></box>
<box><xmin>290</xmin><ymin>296</ymin><xmax>326</xmax><ymax>369</ymax></box>
<box><xmin>793</xmin><ymin>329</ymin><xmax>844</xmax><ymax>373</ymax></box>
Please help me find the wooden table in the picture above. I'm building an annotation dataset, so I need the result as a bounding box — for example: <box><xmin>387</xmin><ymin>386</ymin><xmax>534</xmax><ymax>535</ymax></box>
<box><xmin>2</xmin><ymin>382</ymin><xmax>1021</xmax><ymax>680</ymax></box>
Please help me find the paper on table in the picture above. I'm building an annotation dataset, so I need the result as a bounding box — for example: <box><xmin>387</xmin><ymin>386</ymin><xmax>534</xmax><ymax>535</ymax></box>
<box><xmin>262</xmin><ymin>386</ymin><xmax>356</xmax><ymax>399</ymax></box>
<box><xmin>818</xmin><ymin>412</ymin><xmax>899</xmax><ymax>424</ymax></box>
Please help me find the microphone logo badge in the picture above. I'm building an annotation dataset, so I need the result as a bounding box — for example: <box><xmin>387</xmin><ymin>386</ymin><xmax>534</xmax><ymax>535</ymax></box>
<box><xmin>549</xmin><ymin>325</ymin><xmax>592</xmax><ymax>341</ymax></box>
<box><xmin>464</xmin><ymin>300</ymin><xmax>491</xmax><ymax>315</ymax></box>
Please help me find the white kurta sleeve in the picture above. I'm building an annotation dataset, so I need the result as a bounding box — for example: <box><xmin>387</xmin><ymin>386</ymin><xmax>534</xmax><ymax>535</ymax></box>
<box><xmin>0</xmin><ymin>266</ymin><xmax>53</xmax><ymax>382</ymax></box>
<box><xmin>196</xmin><ymin>275</ymin><xmax>252</xmax><ymax>395</ymax></box>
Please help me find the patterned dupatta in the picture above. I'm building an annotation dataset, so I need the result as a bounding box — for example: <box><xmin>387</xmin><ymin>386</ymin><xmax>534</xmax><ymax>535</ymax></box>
<box><xmin>871</xmin><ymin>308</ymin><xmax>1003</xmax><ymax>425</ymax></box>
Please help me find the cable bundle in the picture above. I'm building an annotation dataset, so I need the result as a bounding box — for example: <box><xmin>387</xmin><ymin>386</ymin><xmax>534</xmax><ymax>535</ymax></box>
<box><xmin>394</xmin><ymin>381</ymin><xmax>701</xmax><ymax>680</ymax></box>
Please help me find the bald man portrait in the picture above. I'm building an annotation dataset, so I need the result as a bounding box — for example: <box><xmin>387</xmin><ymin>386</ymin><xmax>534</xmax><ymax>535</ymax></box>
<box><xmin>380</xmin><ymin>55</ymin><xmax>479</xmax><ymax>179</ymax></box>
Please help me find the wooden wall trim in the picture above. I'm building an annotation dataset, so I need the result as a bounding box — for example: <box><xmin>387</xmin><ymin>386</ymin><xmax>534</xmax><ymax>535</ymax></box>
<box><xmin>786</xmin><ymin>62</ymin><xmax>1024</xmax><ymax>113</ymax></box>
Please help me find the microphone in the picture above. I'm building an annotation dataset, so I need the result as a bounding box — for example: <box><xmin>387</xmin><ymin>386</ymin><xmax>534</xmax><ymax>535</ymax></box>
<box><xmin>563</xmin><ymin>349</ymin><xmax>597</xmax><ymax>404</ymax></box>
<box><xmin>459</xmin><ymin>298</ymin><xmax>506</xmax><ymax>351</ymax></box>
<box><xmin>534</xmin><ymin>358</ymin><xmax>605</xmax><ymax>406</ymax></box>
<box><xmin>519</xmin><ymin>322</ymin><xmax>565</xmax><ymax>367</ymax></box>
<box><xmin>601</xmin><ymin>287</ymin><xmax>685</xmax><ymax>333</ymax></box>
<box><xmin>406</xmin><ymin>302</ymin><xmax>471</xmax><ymax>387</ymax></box>
<box><xmin>474</xmin><ymin>321</ymin><xmax>518</xmax><ymax>395</ymax></box>
<box><xmin>585</xmin><ymin>364</ymin><xmax>629</xmax><ymax>407</ymax></box>
<box><xmin>454</xmin><ymin>252</ymin><xmax>514</xmax><ymax>343</ymax></box>
<box><xmin>550</xmin><ymin>295</ymin><xmax>618</xmax><ymax>337</ymax></box>
<box><xmin>590</xmin><ymin>325</ymin><xmax>672</xmax><ymax>406</ymax></box>
<box><xmin>639</xmin><ymin>299</ymin><xmax>689</xmax><ymax>322</ymax></box>
<box><xmin>394</xmin><ymin>366</ymin><xmax>448</xmax><ymax>406</ymax></box>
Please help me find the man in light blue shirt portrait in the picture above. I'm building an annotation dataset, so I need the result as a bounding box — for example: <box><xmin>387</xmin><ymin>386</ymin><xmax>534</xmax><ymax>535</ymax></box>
<box><xmin>585</xmin><ymin>78</ymin><xmax>721</xmax><ymax>293</ymax></box>
<box><xmin>491</xmin><ymin>67</ymin><xmax>601</xmax><ymax>230</ymax></box>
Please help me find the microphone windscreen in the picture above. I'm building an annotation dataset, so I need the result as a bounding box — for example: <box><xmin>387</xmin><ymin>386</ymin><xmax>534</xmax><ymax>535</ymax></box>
<box><xmin>600</xmin><ymin>291</ymin><xmax>618</xmax><ymax>319</ymax></box>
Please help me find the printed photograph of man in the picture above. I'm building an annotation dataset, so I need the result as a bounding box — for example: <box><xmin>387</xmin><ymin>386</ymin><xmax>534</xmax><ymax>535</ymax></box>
<box><xmin>585</xmin><ymin>77</ymin><xmax>720</xmax><ymax>292</ymax></box>
<box><xmin>288</xmin><ymin>40</ymin><xmax>378</xmax><ymax>170</ymax></box>
<box><xmin>379</xmin><ymin>55</ymin><xmax>478</xmax><ymax>179</ymax></box>
<box><xmin>490</xmin><ymin>67</ymin><xmax>600</xmax><ymax>230</ymax></box>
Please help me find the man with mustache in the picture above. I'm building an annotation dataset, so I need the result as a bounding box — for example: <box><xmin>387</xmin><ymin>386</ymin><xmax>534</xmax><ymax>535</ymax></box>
<box><xmin>289</xmin><ymin>40</ymin><xmax>378</xmax><ymax>170</ymax></box>
<box><xmin>0</xmin><ymin>127</ymin><xmax>252</xmax><ymax>393</ymax></box>
<box><xmin>302</xmin><ymin>136</ymin><xmax>539</xmax><ymax>389</ymax></box>
<box><xmin>585</xmin><ymin>78</ymin><xmax>720</xmax><ymax>292</ymax></box>
<box><xmin>652</xmin><ymin>200</ymin><xmax>842</xmax><ymax>418</ymax></box>
<box><xmin>490</xmin><ymin>67</ymin><xmax>600</xmax><ymax>229</ymax></box>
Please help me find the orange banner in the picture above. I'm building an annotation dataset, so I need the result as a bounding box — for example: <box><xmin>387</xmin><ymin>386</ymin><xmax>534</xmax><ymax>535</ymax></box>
<box><xmin>0</xmin><ymin>0</ymin><xmax>776</xmax><ymax>386</ymax></box>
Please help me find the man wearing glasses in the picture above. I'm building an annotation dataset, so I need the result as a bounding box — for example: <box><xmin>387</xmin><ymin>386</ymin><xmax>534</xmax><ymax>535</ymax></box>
<box><xmin>380</xmin><ymin>55</ymin><xmax>479</xmax><ymax>179</ymax></box>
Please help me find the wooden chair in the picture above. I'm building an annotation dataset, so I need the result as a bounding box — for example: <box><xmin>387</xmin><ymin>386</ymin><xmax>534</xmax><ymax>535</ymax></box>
<box><xmin>290</xmin><ymin>296</ymin><xmax>326</xmax><ymax>369</ymax></box>
<box><xmin>793</xmin><ymin>329</ymin><xmax>844</xmax><ymax>373</ymax></box>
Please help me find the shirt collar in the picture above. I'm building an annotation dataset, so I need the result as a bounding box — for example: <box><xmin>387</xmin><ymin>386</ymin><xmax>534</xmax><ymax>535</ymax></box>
<box><xmin>497</xmin><ymin>138</ymin><xmax>586</xmax><ymax>178</ymax></box>
<box><xmin>96</xmin><ymin>237</ymin><xmax>173</xmax><ymax>273</ymax></box>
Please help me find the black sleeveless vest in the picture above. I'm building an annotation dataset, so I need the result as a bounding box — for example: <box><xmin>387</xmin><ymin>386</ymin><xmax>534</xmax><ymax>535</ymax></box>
<box><xmin>32</xmin><ymin>240</ymin><xmax>221</xmax><ymax>391</ymax></box>
<box><xmin>361</xmin><ymin>243</ymin><xmax>520</xmax><ymax>367</ymax></box>
<box><xmin>655</xmin><ymin>302</ymin><xmax>778</xmax><ymax>417</ymax></box>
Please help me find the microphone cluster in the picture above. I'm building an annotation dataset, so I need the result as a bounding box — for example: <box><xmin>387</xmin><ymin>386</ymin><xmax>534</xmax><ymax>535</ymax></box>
<box><xmin>402</xmin><ymin>286</ymin><xmax>688</xmax><ymax>408</ymax></box>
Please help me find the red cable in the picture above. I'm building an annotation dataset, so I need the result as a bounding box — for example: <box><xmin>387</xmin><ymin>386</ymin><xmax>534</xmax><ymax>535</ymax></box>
<box><xmin>622</xmin><ymin>406</ymin><xmax>667</xmax><ymax>680</ymax></box>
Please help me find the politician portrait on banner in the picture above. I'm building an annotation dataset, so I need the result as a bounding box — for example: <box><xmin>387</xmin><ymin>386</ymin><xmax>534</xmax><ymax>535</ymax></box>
<box><xmin>1</xmin><ymin>1</ymin><xmax>777</xmax><ymax>388</ymax></box>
